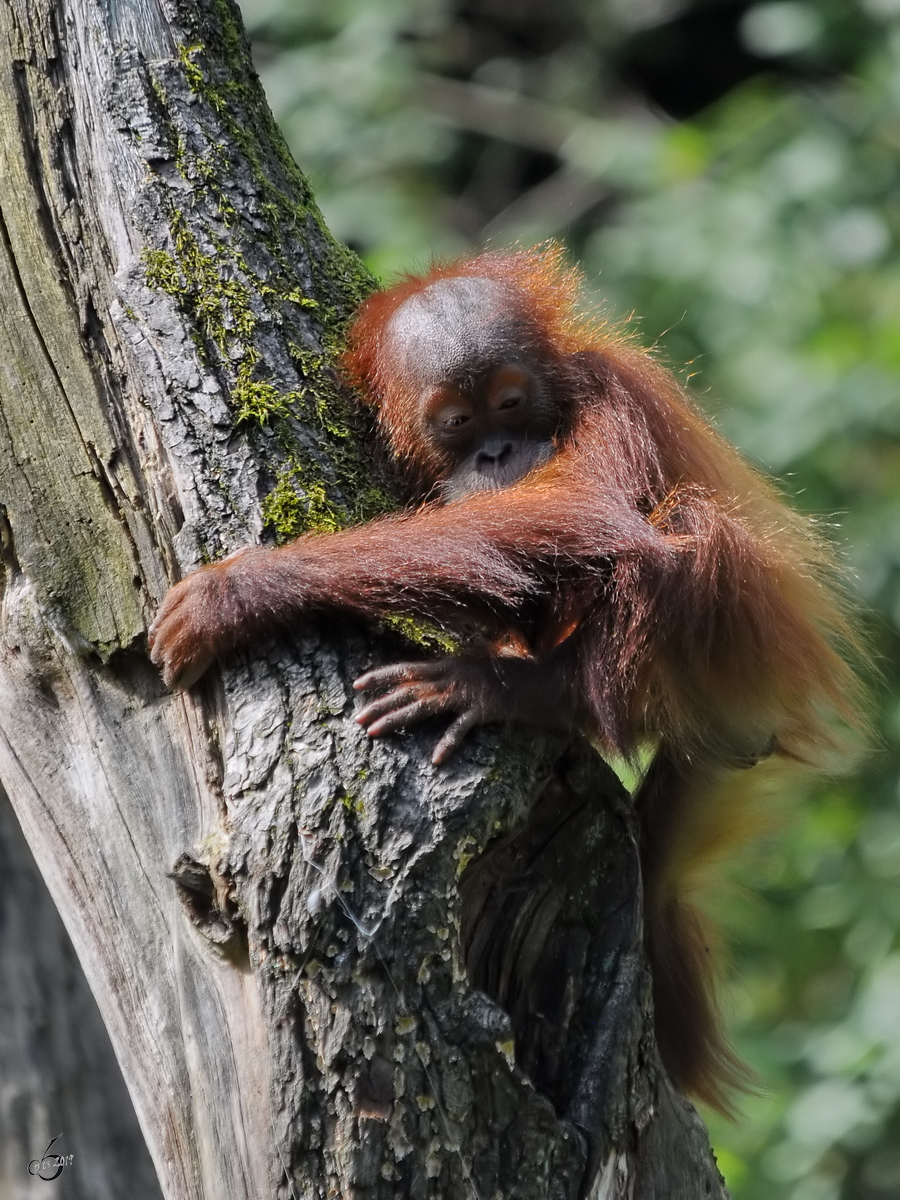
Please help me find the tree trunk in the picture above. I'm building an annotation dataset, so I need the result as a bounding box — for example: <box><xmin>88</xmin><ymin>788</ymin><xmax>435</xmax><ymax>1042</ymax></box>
<box><xmin>0</xmin><ymin>784</ymin><xmax>163</xmax><ymax>1199</ymax></box>
<box><xmin>0</xmin><ymin>0</ymin><xmax>729</xmax><ymax>1197</ymax></box>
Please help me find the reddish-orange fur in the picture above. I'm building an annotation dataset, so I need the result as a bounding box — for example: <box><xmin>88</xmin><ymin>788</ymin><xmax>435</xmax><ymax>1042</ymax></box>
<box><xmin>150</xmin><ymin>245</ymin><xmax>864</xmax><ymax>1112</ymax></box>
<box><xmin>343</xmin><ymin>247</ymin><xmax>588</xmax><ymax>481</ymax></box>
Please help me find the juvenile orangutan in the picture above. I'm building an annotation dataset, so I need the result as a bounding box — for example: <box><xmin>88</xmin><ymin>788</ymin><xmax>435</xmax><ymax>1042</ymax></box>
<box><xmin>150</xmin><ymin>246</ymin><xmax>863</xmax><ymax>1109</ymax></box>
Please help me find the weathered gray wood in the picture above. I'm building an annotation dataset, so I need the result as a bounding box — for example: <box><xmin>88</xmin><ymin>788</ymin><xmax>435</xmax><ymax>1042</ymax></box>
<box><xmin>0</xmin><ymin>0</ymin><xmax>730</xmax><ymax>1196</ymax></box>
<box><xmin>0</xmin><ymin>785</ymin><xmax>163</xmax><ymax>1199</ymax></box>
<box><xmin>0</xmin><ymin>0</ymin><xmax>318</xmax><ymax>1194</ymax></box>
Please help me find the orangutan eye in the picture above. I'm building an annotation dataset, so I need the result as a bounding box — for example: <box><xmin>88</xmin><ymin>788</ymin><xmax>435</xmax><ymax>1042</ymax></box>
<box><xmin>443</xmin><ymin>412</ymin><xmax>470</xmax><ymax>429</ymax></box>
<box><xmin>494</xmin><ymin>385</ymin><xmax>527</xmax><ymax>411</ymax></box>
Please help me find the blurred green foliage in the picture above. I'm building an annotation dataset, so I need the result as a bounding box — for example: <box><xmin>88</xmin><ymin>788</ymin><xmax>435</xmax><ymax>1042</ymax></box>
<box><xmin>236</xmin><ymin>0</ymin><xmax>900</xmax><ymax>1195</ymax></box>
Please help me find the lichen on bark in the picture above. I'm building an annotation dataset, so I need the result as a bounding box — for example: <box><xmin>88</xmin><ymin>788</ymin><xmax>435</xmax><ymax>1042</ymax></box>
<box><xmin>131</xmin><ymin>19</ymin><xmax>397</xmax><ymax>550</ymax></box>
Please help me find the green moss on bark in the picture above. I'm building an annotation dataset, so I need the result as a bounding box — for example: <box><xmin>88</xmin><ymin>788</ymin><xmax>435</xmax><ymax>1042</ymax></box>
<box><xmin>139</xmin><ymin>21</ymin><xmax>398</xmax><ymax>538</ymax></box>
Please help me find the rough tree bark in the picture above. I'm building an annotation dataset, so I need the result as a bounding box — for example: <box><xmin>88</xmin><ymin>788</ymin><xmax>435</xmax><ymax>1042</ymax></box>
<box><xmin>0</xmin><ymin>0</ymin><xmax>730</xmax><ymax>1197</ymax></box>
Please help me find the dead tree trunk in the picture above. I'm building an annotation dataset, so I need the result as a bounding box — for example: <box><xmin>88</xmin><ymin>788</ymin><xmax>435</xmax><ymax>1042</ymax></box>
<box><xmin>0</xmin><ymin>784</ymin><xmax>163</xmax><ymax>1199</ymax></box>
<box><xmin>0</xmin><ymin>0</ymin><xmax>729</xmax><ymax>1196</ymax></box>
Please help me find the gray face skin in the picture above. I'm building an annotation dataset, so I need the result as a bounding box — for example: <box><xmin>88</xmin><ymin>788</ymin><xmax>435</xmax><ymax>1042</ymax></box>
<box><xmin>385</xmin><ymin>277</ymin><xmax>561</xmax><ymax>500</ymax></box>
